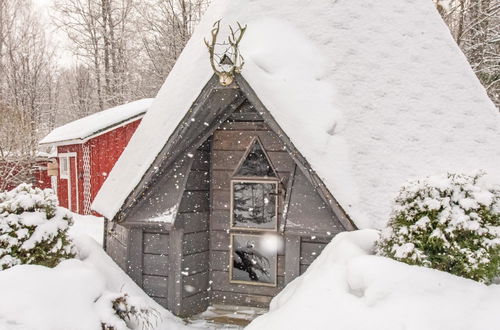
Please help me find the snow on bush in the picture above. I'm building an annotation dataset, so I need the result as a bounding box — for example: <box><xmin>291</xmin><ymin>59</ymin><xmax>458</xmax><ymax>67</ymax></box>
<box><xmin>247</xmin><ymin>230</ymin><xmax>500</xmax><ymax>330</ymax></box>
<box><xmin>97</xmin><ymin>292</ymin><xmax>160</xmax><ymax>330</ymax></box>
<box><xmin>376</xmin><ymin>171</ymin><xmax>500</xmax><ymax>283</ymax></box>
<box><xmin>0</xmin><ymin>183</ymin><xmax>75</xmax><ymax>270</ymax></box>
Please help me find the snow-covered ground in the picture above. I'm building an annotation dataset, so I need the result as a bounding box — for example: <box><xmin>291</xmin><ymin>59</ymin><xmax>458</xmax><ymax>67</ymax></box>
<box><xmin>2</xmin><ymin>213</ymin><xmax>500</xmax><ymax>329</ymax></box>
<box><xmin>0</xmin><ymin>212</ymin><xmax>189</xmax><ymax>330</ymax></box>
<box><xmin>69</xmin><ymin>213</ymin><xmax>105</xmax><ymax>245</ymax></box>
<box><xmin>247</xmin><ymin>230</ymin><xmax>500</xmax><ymax>330</ymax></box>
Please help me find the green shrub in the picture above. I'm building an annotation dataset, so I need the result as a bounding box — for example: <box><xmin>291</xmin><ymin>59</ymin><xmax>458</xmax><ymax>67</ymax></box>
<box><xmin>376</xmin><ymin>171</ymin><xmax>500</xmax><ymax>283</ymax></box>
<box><xmin>0</xmin><ymin>183</ymin><xmax>75</xmax><ymax>270</ymax></box>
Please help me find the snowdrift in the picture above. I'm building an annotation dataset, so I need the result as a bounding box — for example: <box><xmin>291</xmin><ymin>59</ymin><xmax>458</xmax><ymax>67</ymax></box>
<box><xmin>0</xmin><ymin>233</ymin><xmax>186</xmax><ymax>330</ymax></box>
<box><xmin>247</xmin><ymin>230</ymin><xmax>500</xmax><ymax>330</ymax></box>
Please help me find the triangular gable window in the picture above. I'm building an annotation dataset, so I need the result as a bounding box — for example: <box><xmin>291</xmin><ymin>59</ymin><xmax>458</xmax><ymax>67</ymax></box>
<box><xmin>234</xmin><ymin>138</ymin><xmax>276</xmax><ymax>177</ymax></box>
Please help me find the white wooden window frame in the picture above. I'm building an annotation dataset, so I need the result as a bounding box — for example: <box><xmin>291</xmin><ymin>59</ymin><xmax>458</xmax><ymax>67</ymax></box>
<box><xmin>230</xmin><ymin>178</ymin><xmax>279</xmax><ymax>232</ymax></box>
<box><xmin>229</xmin><ymin>233</ymin><xmax>278</xmax><ymax>287</ymax></box>
<box><xmin>58</xmin><ymin>152</ymin><xmax>78</xmax><ymax>213</ymax></box>
<box><xmin>59</xmin><ymin>156</ymin><xmax>70</xmax><ymax>179</ymax></box>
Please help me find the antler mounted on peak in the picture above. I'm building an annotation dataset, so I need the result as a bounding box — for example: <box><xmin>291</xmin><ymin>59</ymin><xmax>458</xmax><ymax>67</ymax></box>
<box><xmin>204</xmin><ymin>20</ymin><xmax>247</xmax><ymax>86</ymax></box>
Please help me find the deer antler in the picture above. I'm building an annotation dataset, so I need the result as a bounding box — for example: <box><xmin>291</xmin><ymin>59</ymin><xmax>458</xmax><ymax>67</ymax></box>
<box><xmin>228</xmin><ymin>22</ymin><xmax>247</xmax><ymax>74</ymax></box>
<box><xmin>205</xmin><ymin>20</ymin><xmax>247</xmax><ymax>86</ymax></box>
<box><xmin>204</xmin><ymin>20</ymin><xmax>223</xmax><ymax>78</ymax></box>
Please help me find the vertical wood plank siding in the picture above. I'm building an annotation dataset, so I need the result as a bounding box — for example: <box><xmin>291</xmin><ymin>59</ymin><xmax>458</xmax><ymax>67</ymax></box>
<box><xmin>177</xmin><ymin>143</ymin><xmax>211</xmax><ymax>316</ymax></box>
<box><xmin>209</xmin><ymin>115</ymin><xmax>294</xmax><ymax>308</ymax></box>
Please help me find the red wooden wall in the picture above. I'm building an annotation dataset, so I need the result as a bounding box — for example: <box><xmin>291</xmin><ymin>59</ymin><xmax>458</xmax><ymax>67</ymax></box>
<box><xmin>56</xmin><ymin>119</ymin><xmax>141</xmax><ymax>214</ymax></box>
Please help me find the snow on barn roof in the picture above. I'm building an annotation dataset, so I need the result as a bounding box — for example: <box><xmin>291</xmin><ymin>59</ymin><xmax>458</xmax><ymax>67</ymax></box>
<box><xmin>92</xmin><ymin>0</ymin><xmax>500</xmax><ymax>229</ymax></box>
<box><xmin>39</xmin><ymin>98</ymin><xmax>153</xmax><ymax>146</ymax></box>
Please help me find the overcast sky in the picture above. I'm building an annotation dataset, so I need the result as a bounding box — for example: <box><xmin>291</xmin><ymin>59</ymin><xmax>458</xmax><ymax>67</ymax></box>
<box><xmin>35</xmin><ymin>0</ymin><xmax>75</xmax><ymax>67</ymax></box>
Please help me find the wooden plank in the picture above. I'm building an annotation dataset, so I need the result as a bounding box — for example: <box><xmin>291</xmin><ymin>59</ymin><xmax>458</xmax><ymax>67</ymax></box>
<box><xmin>210</xmin><ymin>250</ymin><xmax>230</xmax><ymax>272</ymax></box>
<box><xmin>299</xmin><ymin>264</ymin><xmax>309</xmax><ymax>275</ymax></box>
<box><xmin>184</xmin><ymin>170</ymin><xmax>210</xmax><ymax>191</ymax></box>
<box><xmin>182</xmin><ymin>251</ymin><xmax>209</xmax><ymax>275</ymax></box>
<box><xmin>211</xmin><ymin>170</ymin><xmax>231</xmax><ymax>190</ymax></box>
<box><xmin>143</xmin><ymin>232</ymin><xmax>169</xmax><ymax>255</ymax></box>
<box><xmin>182</xmin><ymin>271</ymin><xmax>209</xmax><ymax>298</ymax></box>
<box><xmin>218</xmin><ymin>121</ymin><xmax>269</xmax><ymax>131</ymax></box>
<box><xmin>182</xmin><ymin>232</ymin><xmax>209</xmax><ymax>255</ymax></box>
<box><xmin>106</xmin><ymin>236</ymin><xmax>127</xmax><ymax>270</ymax></box>
<box><xmin>267</xmin><ymin>152</ymin><xmax>295</xmax><ymax>173</ymax></box>
<box><xmin>284</xmin><ymin>235</ymin><xmax>300</xmax><ymax>284</ymax></box>
<box><xmin>210</xmin><ymin>231</ymin><xmax>230</xmax><ymax>251</ymax></box>
<box><xmin>213</xmin><ymin>131</ymin><xmax>286</xmax><ymax>152</ymax></box>
<box><xmin>143</xmin><ymin>275</ymin><xmax>168</xmax><ymax>298</ymax></box>
<box><xmin>167</xmin><ymin>228</ymin><xmax>184</xmax><ymax>314</ymax></box>
<box><xmin>191</xmin><ymin>150</ymin><xmax>210</xmax><ymax>171</ymax></box>
<box><xmin>176</xmin><ymin>212</ymin><xmax>209</xmax><ymax>233</ymax></box>
<box><xmin>210</xmin><ymin>291</ymin><xmax>272</xmax><ymax>308</ymax></box>
<box><xmin>179</xmin><ymin>291</ymin><xmax>209</xmax><ymax>317</ymax></box>
<box><xmin>212</xmin><ymin>150</ymin><xmax>294</xmax><ymax>172</ymax></box>
<box><xmin>210</xmin><ymin>210</ymin><xmax>230</xmax><ymax>231</ymax></box>
<box><xmin>178</xmin><ymin>191</ymin><xmax>209</xmax><ymax>213</ymax></box>
<box><xmin>143</xmin><ymin>254</ymin><xmax>169</xmax><ymax>276</ymax></box>
<box><xmin>127</xmin><ymin>228</ymin><xmax>143</xmax><ymax>286</ymax></box>
<box><xmin>211</xmin><ymin>271</ymin><xmax>284</xmax><ymax>296</ymax></box>
<box><xmin>301</xmin><ymin>236</ymin><xmax>332</xmax><ymax>244</ymax></box>
<box><xmin>211</xmin><ymin>251</ymin><xmax>285</xmax><ymax>274</ymax></box>
<box><xmin>212</xmin><ymin>169</ymin><xmax>290</xmax><ymax>190</ymax></box>
<box><xmin>212</xmin><ymin>150</ymin><xmax>245</xmax><ymax>170</ymax></box>
<box><xmin>109</xmin><ymin>224</ymin><xmax>128</xmax><ymax>245</ymax></box>
<box><xmin>151</xmin><ymin>297</ymin><xmax>168</xmax><ymax>308</ymax></box>
<box><xmin>227</xmin><ymin>112</ymin><xmax>263</xmax><ymax>122</ymax></box>
<box><xmin>286</xmin><ymin>168</ymin><xmax>344</xmax><ymax>234</ymax></box>
<box><xmin>211</xmin><ymin>189</ymin><xmax>230</xmax><ymax>210</ymax></box>
<box><xmin>300</xmin><ymin>241</ymin><xmax>327</xmax><ymax>265</ymax></box>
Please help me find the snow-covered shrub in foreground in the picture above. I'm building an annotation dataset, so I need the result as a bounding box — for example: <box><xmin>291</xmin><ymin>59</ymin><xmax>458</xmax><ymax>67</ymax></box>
<box><xmin>98</xmin><ymin>292</ymin><xmax>160</xmax><ymax>330</ymax></box>
<box><xmin>376</xmin><ymin>171</ymin><xmax>500</xmax><ymax>283</ymax></box>
<box><xmin>0</xmin><ymin>183</ymin><xmax>75</xmax><ymax>270</ymax></box>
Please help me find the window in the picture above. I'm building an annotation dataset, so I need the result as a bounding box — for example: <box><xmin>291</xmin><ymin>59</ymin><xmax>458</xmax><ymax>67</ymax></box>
<box><xmin>59</xmin><ymin>157</ymin><xmax>69</xmax><ymax>179</ymax></box>
<box><xmin>231</xmin><ymin>180</ymin><xmax>278</xmax><ymax>230</ymax></box>
<box><xmin>230</xmin><ymin>137</ymin><xmax>280</xmax><ymax>286</ymax></box>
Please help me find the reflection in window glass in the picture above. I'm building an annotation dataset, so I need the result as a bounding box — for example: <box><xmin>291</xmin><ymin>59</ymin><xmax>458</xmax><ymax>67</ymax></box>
<box><xmin>232</xmin><ymin>181</ymin><xmax>277</xmax><ymax>230</ymax></box>
<box><xmin>235</xmin><ymin>141</ymin><xmax>276</xmax><ymax>177</ymax></box>
<box><xmin>59</xmin><ymin>157</ymin><xmax>69</xmax><ymax>178</ymax></box>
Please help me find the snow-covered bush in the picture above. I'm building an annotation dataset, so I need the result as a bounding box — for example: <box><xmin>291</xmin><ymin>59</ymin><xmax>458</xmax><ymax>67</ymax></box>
<box><xmin>98</xmin><ymin>292</ymin><xmax>160</xmax><ymax>330</ymax></box>
<box><xmin>0</xmin><ymin>183</ymin><xmax>75</xmax><ymax>270</ymax></box>
<box><xmin>376</xmin><ymin>171</ymin><xmax>500</xmax><ymax>283</ymax></box>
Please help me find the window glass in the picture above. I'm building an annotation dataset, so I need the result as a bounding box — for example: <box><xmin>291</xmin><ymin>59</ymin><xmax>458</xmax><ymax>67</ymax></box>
<box><xmin>59</xmin><ymin>157</ymin><xmax>69</xmax><ymax>178</ymax></box>
<box><xmin>235</xmin><ymin>141</ymin><xmax>276</xmax><ymax>177</ymax></box>
<box><xmin>232</xmin><ymin>181</ymin><xmax>277</xmax><ymax>230</ymax></box>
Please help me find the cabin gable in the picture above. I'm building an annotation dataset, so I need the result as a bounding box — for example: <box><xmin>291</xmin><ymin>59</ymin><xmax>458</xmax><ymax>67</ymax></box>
<box><xmin>104</xmin><ymin>74</ymin><xmax>353</xmax><ymax>317</ymax></box>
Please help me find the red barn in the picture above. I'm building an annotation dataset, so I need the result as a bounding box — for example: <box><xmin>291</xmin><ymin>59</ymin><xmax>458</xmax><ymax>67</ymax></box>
<box><xmin>39</xmin><ymin>99</ymin><xmax>153</xmax><ymax>214</ymax></box>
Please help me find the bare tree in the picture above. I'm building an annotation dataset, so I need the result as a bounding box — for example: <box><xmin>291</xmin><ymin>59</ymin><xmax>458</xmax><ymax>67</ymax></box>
<box><xmin>0</xmin><ymin>0</ymin><xmax>59</xmax><ymax>190</ymax></box>
<box><xmin>136</xmin><ymin>0</ymin><xmax>210</xmax><ymax>94</ymax></box>
<box><xmin>436</xmin><ymin>0</ymin><xmax>500</xmax><ymax>109</ymax></box>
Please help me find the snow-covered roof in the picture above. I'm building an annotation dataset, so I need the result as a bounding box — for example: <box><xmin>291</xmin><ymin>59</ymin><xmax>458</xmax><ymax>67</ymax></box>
<box><xmin>92</xmin><ymin>0</ymin><xmax>500</xmax><ymax>229</ymax></box>
<box><xmin>39</xmin><ymin>99</ymin><xmax>153</xmax><ymax>146</ymax></box>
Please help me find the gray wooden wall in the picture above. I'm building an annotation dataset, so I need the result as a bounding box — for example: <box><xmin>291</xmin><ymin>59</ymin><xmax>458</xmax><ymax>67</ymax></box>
<box><xmin>142</xmin><ymin>230</ymin><xmax>170</xmax><ymax>306</ymax></box>
<box><xmin>104</xmin><ymin>97</ymin><xmax>349</xmax><ymax>317</ymax></box>
<box><xmin>106</xmin><ymin>223</ymin><xmax>129</xmax><ymax>271</ymax></box>
<box><xmin>209</xmin><ymin>111</ymin><xmax>294</xmax><ymax>307</ymax></box>
<box><xmin>176</xmin><ymin>141</ymin><xmax>211</xmax><ymax>316</ymax></box>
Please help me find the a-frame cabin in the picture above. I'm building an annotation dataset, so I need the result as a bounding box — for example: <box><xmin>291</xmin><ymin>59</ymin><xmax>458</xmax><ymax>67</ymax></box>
<box><xmin>100</xmin><ymin>74</ymin><xmax>355</xmax><ymax>316</ymax></box>
<box><xmin>92</xmin><ymin>0</ymin><xmax>500</xmax><ymax>319</ymax></box>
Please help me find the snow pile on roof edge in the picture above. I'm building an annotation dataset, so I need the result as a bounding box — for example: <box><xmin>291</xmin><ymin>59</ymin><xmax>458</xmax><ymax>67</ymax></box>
<box><xmin>40</xmin><ymin>98</ymin><xmax>153</xmax><ymax>145</ymax></box>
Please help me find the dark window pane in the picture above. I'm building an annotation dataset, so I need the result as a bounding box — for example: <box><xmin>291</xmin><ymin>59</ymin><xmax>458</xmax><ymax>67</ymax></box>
<box><xmin>235</xmin><ymin>141</ymin><xmax>276</xmax><ymax>177</ymax></box>
<box><xmin>232</xmin><ymin>181</ymin><xmax>277</xmax><ymax>230</ymax></box>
